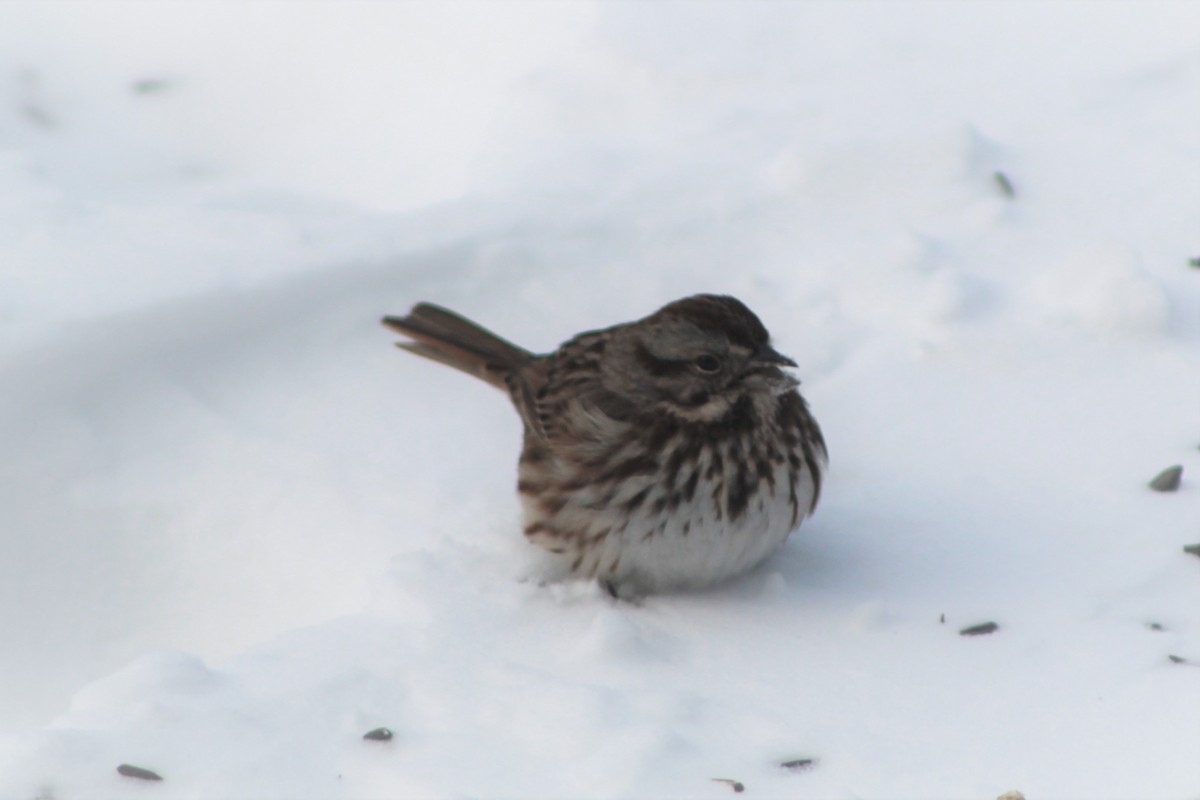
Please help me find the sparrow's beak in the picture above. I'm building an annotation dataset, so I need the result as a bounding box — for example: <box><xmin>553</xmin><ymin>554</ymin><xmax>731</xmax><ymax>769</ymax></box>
<box><xmin>747</xmin><ymin>347</ymin><xmax>800</xmax><ymax>394</ymax></box>
<box><xmin>753</xmin><ymin>346</ymin><xmax>798</xmax><ymax>369</ymax></box>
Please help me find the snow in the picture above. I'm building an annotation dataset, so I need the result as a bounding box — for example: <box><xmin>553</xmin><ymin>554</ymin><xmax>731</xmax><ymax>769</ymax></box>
<box><xmin>2</xmin><ymin>1</ymin><xmax>1198</xmax><ymax>797</ymax></box>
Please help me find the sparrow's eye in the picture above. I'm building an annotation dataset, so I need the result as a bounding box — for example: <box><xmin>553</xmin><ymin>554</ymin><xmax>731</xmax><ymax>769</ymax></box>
<box><xmin>694</xmin><ymin>354</ymin><xmax>721</xmax><ymax>373</ymax></box>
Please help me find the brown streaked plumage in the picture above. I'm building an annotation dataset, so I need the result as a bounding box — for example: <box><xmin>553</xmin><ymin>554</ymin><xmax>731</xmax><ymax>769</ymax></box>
<box><xmin>382</xmin><ymin>294</ymin><xmax>827</xmax><ymax>595</ymax></box>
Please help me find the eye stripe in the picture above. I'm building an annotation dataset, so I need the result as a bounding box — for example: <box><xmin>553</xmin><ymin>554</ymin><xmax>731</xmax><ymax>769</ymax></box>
<box><xmin>633</xmin><ymin>341</ymin><xmax>690</xmax><ymax>377</ymax></box>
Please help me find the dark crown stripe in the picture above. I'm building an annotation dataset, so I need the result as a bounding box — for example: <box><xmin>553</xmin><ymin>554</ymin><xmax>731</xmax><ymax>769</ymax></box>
<box><xmin>658</xmin><ymin>294</ymin><xmax>771</xmax><ymax>351</ymax></box>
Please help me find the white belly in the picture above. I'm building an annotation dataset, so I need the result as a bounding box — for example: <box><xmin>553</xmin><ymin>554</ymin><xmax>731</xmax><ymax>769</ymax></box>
<box><xmin>544</xmin><ymin>459</ymin><xmax>819</xmax><ymax>594</ymax></box>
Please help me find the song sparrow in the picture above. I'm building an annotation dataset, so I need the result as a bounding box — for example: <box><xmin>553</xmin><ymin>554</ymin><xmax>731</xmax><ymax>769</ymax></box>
<box><xmin>381</xmin><ymin>294</ymin><xmax>827</xmax><ymax>595</ymax></box>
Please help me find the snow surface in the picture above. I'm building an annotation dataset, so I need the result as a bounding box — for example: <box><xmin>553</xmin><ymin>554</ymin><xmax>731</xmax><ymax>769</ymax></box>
<box><xmin>2</xmin><ymin>1</ymin><xmax>1199</xmax><ymax>797</ymax></box>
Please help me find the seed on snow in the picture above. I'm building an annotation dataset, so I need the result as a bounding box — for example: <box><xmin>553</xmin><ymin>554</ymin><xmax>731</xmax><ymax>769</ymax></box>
<box><xmin>712</xmin><ymin>778</ymin><xmax>745</xmax><ymax>792</ymax></box>
<box><xmin>1148</xmin><ymin>465</ymin><xmax>1183</xmax><ymax>492</ymax></box>
<box><xmin>363</xmin><ymin>727</ymin><xmax>394</xmax><ymax>741</ymax></box>
<box><xmin>117</xmin><ymin>764</ymin><xmax>163</xmax><ymax>781</ymax></box>
<box><xmin>960</xmin><ymin>621</ymin><xmax>1000</xmax><ymax>636</ymax></box>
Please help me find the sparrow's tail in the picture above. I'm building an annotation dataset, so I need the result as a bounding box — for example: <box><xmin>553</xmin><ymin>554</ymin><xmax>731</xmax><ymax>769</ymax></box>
<box><xmin>382</xmin><ymin>303</ymin><xmax>535</xmax><ymax>390</ymax></box>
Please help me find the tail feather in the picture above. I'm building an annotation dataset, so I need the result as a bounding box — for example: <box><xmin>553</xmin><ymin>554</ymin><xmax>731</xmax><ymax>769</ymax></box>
<box><xmin>382</xmin><ymin>303</ymin><xmax>534</xmax><ymax>390</ymax></box>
